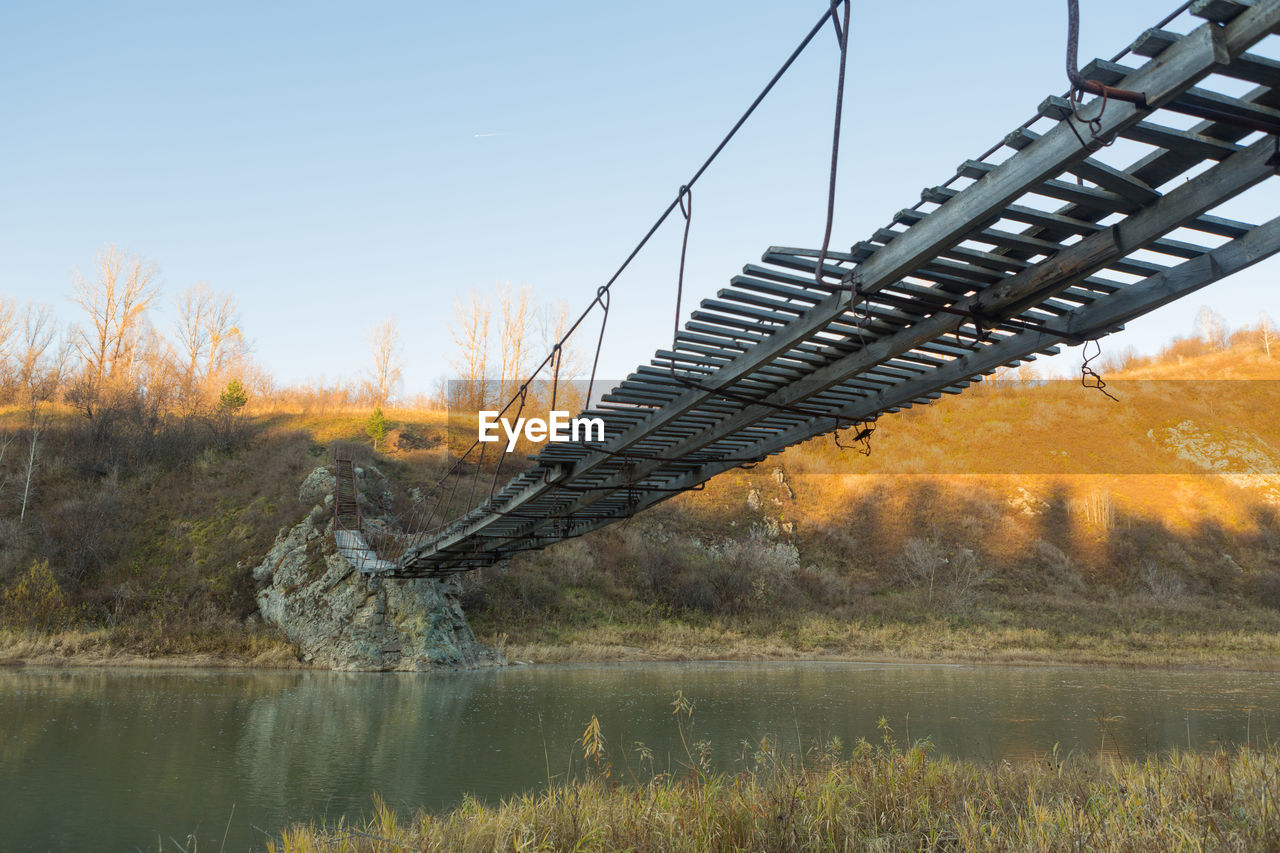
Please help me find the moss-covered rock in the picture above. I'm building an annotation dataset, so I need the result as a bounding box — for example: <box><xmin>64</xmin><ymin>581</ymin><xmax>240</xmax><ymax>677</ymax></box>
<box><xmin>254</xmin><ymin>466</ymin><xmax>503</xmax><ymax>671</ymax></box>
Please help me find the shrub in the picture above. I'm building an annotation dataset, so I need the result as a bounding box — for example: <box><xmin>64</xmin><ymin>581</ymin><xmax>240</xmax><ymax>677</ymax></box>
<box><xmin>794</xmin><ymin>564</ymin><xmax>855</xmax><ymax>606</ymax></box>
<box><xmin>1249</xmin><ymin>571</ymin><xmax>1280</xmax><ymax>609</ymax></box>
<box><xmin>1032</xmin><ymin>539</ymin><xmax>1086</xmax><ymax>596</ymax></box>
<box><xmin>394</xmin><ymin>427</ymin><xmax>442</xmax><ymax>452</ymax></box>
<box><xmin>43</xmin><ymin>483</ymin><xmax>125</xmax><ymax>587</ymax></box>
<box><xmin>1</xmin><ymin>559</ymin><xmax>73</xmax><ymax>630</ymax></box>
<box><xmin>899</xmin><ymin>535</ymin><xmax>990</xmax><ymax>613</ymax></box>
<box><xmin>630</xmin><ymin>529</ymin><xmax>803</xmax><ymax>615</ymax></box>
<box><xmin>1138</xmin><ymin>559</ymin><xmax>1189</xmax><ymax>604</ymax></box>
<box><xmin>549</xmin><ymin>539</ymin><xmax>595</xmax><ymax>588</ymax></box>
<box><xmin>460</xmin><ymin>561</ymin><xmax>561</xmax><ymax>618</ymax></box>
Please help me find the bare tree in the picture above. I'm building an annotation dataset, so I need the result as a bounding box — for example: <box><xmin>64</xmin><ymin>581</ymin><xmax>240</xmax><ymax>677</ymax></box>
<box><xmin>0</xmin><ymin>431</ymin><xmax>13</xmax><ymax>505</ymax></box>
<box><xmin>1262</xmin><ymin>311</ymin><xmax>1275</xmax><ymax>359</ymax></box>
<box><xmin>497</xmin><ymin>283</ymin><xmax>535</xmax><ymax>405</ymax></box>
<box><xmin>1194</xmin><ymin>305</ymin><xmax>1229</xmax><ymax>351</ymax></box>
<box><xmin>204</xmin><ymin>291</ymin><xmax>243</xmax><ymax>385</ymax></box>
<box><xmin>173</xmin><ymin>283</ymin><xmax>243</xmax><ymax>408</ymax></box>
<box><xmin>174</xmin><ymin>284</ymin><xmax>212</xmax><ymax>403</ymax></box>
<box><xmin>70</xmin><ymin>245</ymin><xmax>160</xmax><ymax>383</ymax></box>
<box><xmin>16</xmin><ymin>303</ymin><xmax>63</xmax><ymax>405</ymax></box>
<box><xmin>19</xmin><ymin>417</ymin><xmax>42</xmax><ymax>524</ymax></box>
<box><xmin>15</xmin><ymin>303</ymin><xmax>70</xmax><ymax>524</ymax></box>
<box><xmin>447</xmin><ymin>284</ymin><xmax>591</xmax><ymax>415</ymax></box>
<box><xmin>0</xmin><ymin>295</ymin><xmax>16</xmax><ymax>393</ymax></box>
<box><xmin>537</xmin><ymin>298</ymin><xmax>585</xmax><ymax>412</ymax></box>
<box><xmin>450</xmin><ymin>289</ymin><xmax>491</xmax><ymax>411</ymax></box>
<box><xmin>366</xmin><ymin>318</ymin><xmax>404</xmax><ymax>407</ymax></box>
<box><xmin>135</xmin><ymin>325</ymin><xmax>180</xmax><ymax>413</ymax></box>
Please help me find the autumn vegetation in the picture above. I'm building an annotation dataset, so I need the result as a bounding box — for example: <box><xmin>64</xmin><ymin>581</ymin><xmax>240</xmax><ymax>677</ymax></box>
<box><xmin>275</xmin><ymin>736</ymin><xmax>1280</xmax><ymax>852</ymax></box>
<box><xmin>454</xmin><ymin>308</ymin><xmax>1280</xmax><ymax>668</ymax></box>
<box><xmin>277</xmin><ymin>687</ymin><xmax>1280</xmax><ymax>851</ymax></box>
<box><xmin>1</xmin><ymin>245</ymin><xmax>1278</xmax><ymax>669</ymax></box>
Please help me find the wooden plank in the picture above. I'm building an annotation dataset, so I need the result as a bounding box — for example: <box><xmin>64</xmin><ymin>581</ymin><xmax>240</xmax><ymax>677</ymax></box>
<box><xmin>731</xmin><ymin>273</ymin><xmax>826</xmax><ymax>304</ymax></box>
<box><xmin>1183</xmin><ymin>213</ymin><xmax>1256</xmax><ymax>238</ymax></box>
<box><xmin>942</xmin><ymin>245</ymin><xmax>1032</xmax><ymax>274</ymax></box>
<box><xmin>688</xmin><ymin>310</ymin><xmax>787</xmax><ymax>336</ymax></box>
<box><xmin>1004</xmin><ymin>128</ymin><xmax>1163</xmax><ymax>204</ymax></box>
<box><xmin>1134</xmin><ymin>29</ymin><xmax>1280</xmax><ymax>88</ymax></box>
<box><xmin>1215</xmin><ymin>51</ymin><xmax>1280</xmax><ymax>88</ymax></box>
<box><xmin>921</xmin><ymin>182</ymin><xmax>1247</xmax><ymax>245</ymax></box>
<box><xmin>1131</xmin><ymin>27</ymin><xmax>1179</xmax><ymax>57</ymax></box>
<box><xmin>1192</xmin><ymin>0</ymin><xmax>1256</xmax><ymax>23</ymax></box>
<box><xmin>664</xmin><ymin>340</ymin><xmax>750</xmax><ymax>363</ymax></box>
<box><xmin>1121</xmin><ymin>120</ymin><xmax>1243</xmax><ymax>160</ymax></box>
<box><xmin>685</xmin><ymin>319</ymin><xmax>768</xmax><ymax>342</ymax></box>
<box><xmin>911</xmin><ymin>256</ymin><xmax>1004</xmax><ymax>286</ymax></box>
<box><xmin>676</xmin><ymin>330</ymin><xmax>749</xmax><ymax>351</ymax></box>
<box><xmin>1167</xmin><ymin>87</ymin><xmax>1280</xmax><ymax>133</ymax></box>
<box><xmin>700</xmin><ymin>298</ymin><xmax>796</xmax><ymax>326</ymax></box>
<box><xmin>951</xmin><ymin>164</ymin><xmax>1137</xmax><ymax>212</ymax></box>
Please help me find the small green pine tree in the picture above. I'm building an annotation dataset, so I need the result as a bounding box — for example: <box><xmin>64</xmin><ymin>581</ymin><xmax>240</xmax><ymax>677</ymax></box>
<box><xmin>218</xmin><ymin>378</ymin><xmax>248</xmax><ymax>412</ymax></box>
<box><xmin>366</xmin><ymin>406</ymin><xmax>388</xmax><ymax>450</ymax></box>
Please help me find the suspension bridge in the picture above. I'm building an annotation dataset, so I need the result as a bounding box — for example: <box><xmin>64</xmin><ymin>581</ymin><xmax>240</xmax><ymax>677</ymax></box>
<box><xmin>335</xmin><ymin>0</ymin><xmax>1280</xmax><ymax>577</ymax></box>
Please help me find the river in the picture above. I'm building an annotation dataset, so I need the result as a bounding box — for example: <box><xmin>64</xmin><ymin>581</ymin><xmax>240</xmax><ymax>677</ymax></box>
<box><xmin>2</xmin><ymin>661</ymin><xmax>1277</xmax><ymax>851</ymax></box>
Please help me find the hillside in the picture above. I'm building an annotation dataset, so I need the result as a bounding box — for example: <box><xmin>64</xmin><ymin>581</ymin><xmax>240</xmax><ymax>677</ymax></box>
<box><xmin>1</xmin><ymin>334</ymin><xmax>1278</xmax><ymax>668</ymax></box>
<box><xmin>462</xmin><ymin>335</ymin><xmax>1280</xmax><ymax>666</ymax></box>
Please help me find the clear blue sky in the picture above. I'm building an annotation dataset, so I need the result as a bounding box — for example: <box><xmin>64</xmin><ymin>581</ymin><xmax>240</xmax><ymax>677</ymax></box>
<box><xmin>2</xmin><ymin>1</ymin><xmax>1277</xmax><ymax>395</ymax></box>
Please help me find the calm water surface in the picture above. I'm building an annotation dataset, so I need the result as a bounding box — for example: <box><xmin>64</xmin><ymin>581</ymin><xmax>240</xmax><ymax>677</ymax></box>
<box><xmin>2</xmin><ymin>661</ymin><xmax>1278</xmax><ymax>851</ymax></box>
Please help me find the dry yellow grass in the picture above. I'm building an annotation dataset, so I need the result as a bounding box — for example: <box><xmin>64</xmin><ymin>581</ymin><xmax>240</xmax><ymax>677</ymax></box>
<box><xmin>490</xmin><ymin>605</ymin><xmax>1280</xmax><ymax>671</ymax></box>
<box><xmin>273</xmin><ymin>740</ymin><xmax>1280</xmax><ymax>852</ymax></box>
<box><xmin>0</xmin><ymin>627</ymin><xmax>301</xmax><ymax>669</ymax></box>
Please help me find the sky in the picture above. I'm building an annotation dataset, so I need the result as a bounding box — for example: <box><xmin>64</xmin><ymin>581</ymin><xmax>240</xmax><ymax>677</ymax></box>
<box><xmin>2</xmin><ymin>0</ymin><xmax>1277</xmax><ymax>397</ymax></box>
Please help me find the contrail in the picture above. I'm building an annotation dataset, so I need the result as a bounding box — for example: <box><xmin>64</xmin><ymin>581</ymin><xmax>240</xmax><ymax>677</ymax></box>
<box><xmin>473</xmin><ymin>132</ymin><xmax>507</xmax><ymax>138</ymax></box>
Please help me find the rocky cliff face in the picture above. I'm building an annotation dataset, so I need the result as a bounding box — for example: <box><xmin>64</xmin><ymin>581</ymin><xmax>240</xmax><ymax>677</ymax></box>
<box><xmin>253</xmin><ymin>465</ymin><xmax>504</xmax><ymax>671</ymax></box>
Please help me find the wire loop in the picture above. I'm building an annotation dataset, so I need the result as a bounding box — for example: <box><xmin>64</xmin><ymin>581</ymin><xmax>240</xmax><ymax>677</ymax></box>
<box><xmin>1081</xmin><ymin>338</ymin><xmax>1120</xmax><ymax>402</ymax></box>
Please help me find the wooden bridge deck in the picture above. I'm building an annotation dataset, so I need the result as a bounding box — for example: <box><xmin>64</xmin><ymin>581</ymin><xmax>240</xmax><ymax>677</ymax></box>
<box><xmin>374</xmin><ymin>0</ymin><xmax>1280</xmax><ymax>575</ymax></box>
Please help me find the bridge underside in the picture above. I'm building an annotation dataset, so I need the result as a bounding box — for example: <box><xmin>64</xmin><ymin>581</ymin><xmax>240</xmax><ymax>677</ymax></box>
<box><xmin>387</xmin><ymin>0</ymin><xmax>1280</xmax><ymax>576</ymax></box>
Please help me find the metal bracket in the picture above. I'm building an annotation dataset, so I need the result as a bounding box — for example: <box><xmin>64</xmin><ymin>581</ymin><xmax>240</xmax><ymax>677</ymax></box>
<box><xmin>1075</xmin><ymin>79</ymin><xmax>1148</xmax><ymax>108</ymax></box>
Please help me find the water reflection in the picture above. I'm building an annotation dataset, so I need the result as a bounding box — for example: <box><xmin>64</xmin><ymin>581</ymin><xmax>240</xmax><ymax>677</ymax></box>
<box><xmin>1</xmin><ymin>662</ymin><xmax>1277</xmax><ymax>851</ymax></box>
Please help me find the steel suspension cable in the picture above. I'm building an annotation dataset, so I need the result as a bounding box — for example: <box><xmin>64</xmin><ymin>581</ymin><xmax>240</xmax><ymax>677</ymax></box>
<box><xmin>399</xmin><ymin>1</ymin><xmax>850</xmax><ymax>538</ymax></box>
<box><xmin>814</xmin><ymin>0</ymin><xmax>851</xmax><ymax>286</ymax></box>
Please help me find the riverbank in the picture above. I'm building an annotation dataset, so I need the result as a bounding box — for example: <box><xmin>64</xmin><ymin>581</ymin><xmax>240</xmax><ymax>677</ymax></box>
<box><xmin>478</xmin><ymin>592</ymin><xmax>1280</xmax><ymax>671</ymax></box>
<box><xmin>273</xmin><ymin>740</ymin><xmax>1280</xmax><ymax>851</ymax></box>
<box><xmin>6</xmin><ymin>596</ymin><xmax>1280</xmax><ymax>671</ymax></box>
<box><xmin>0</xmin><ymin>627</ymin><xmax>302</xmax><ymax>669</ymax></box>
<box><xmin>499</xmin><ymin>628</ymin><xmax>1280</xmax><ymax>671</ymax></box>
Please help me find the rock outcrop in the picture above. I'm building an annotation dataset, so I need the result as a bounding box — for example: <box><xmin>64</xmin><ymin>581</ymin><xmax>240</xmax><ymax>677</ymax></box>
<box><xmin>1150</xmin><ymin>420</ymin><xmax>1280</xmax><ymax>506</ymax></box>
<box><xmin>253</xmin><ymin>464</ymin><xmax>504</xmax><ymax>671</ymax></box>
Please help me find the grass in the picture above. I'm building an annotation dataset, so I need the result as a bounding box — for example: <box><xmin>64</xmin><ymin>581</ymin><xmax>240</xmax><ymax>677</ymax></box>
<box><xmin>482</xmin><ymin>595</ymin><xmax>1280</xmax><ymax>669</ymax></box>
<box><xmin>0</xmin><ymin>625</ymin><xmax>301</xmax><ymax>668</ymax></box>
<box><xmin>271</xmin><ymin>729</ymin><xmax>1280</xmax><ymax>851</ymax></box>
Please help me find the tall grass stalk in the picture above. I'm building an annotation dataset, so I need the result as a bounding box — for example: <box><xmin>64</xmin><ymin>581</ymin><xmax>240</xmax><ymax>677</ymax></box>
<box><xmin>272</xmin><ymin>733</ymin><xmax>1280</xmax><ymax>851</ymax></box>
